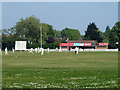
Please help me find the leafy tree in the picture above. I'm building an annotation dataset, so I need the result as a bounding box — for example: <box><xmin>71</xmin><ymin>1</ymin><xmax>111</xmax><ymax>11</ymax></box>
<box><xmin>97</xmin><ymin>30</ymin><xmax>104</xmax><ymax>43</ymax></box>
<box><xmin>46</xmin><ymin>36</ymin><xmax>55</xmax><ymax>43</ymax></box>
<box><xmin>103</xmin><ymin>22</ymin><xmax>120</xmax><ymax>48</ymax></box>
<box><xmin>104</xmin><ymin>26</ymin><xmax>111</xmax><ymax>39</ymax></box>
<box><xmin>83</xmin><ymin>36</ymin><xmax>91</xmax><ymax>40</ymax></box>
<box><xmin>47</xmin><ymin>25</ymin><xmax>55</xmax><ymax>38</ymax></box>
<box><xmin>54</xmin><ymin>30</ymin><xmax>62</xmax><ymax>38</ymax></box>
<box><xmin>102</xmin><ymin>26</ymin><xmax>111</xmax><ymax>43</ymax></box>
<box><xmin>85</xmin><ymin>22</ymin><xmax>104</xmax><ymax>43</ymax></box>
<box><xmin>40</xmin><ymin>23</ymin><xmax>55</xmax><ymax>43</ymax></box>
<box><xmin>54</xmin><ymin>39</ymin><xmax>63</xmax><ymax>47</ymax></box>
<box><xmin>111</xmin><ymin>21</ymin><xmax>120</xmax><ymax>43</ymax></box>
<box><xmin>15</xmin><ymin>16</ymin><xmax>41</xmax><ymax>44</ymax></box>
<box><xmin>2</xmin><ymin>34</ymin><xmax>16</xmax><ymax>50</ymax></box>
<box><xmin>109</xmin><ymin>31</ymin><xmax>117</xmax><ymax>49</ymax></box>
<box><xmin>61</xmin><ymin>28</ymin><xmax>81</xmax><ymax>40</ymax></box>
<box><xmin>102</xmin><ymin>39</ymin><xmax>109</xmax><ymax>43</ymax></box>
<box><xmin>2</xmin><ymin>16</ymin><xmax>56</xmax><ymax>49</ymax></box>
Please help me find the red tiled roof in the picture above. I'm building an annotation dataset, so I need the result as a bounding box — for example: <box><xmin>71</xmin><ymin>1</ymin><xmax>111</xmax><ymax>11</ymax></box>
<box><xmin>67</xmin><ymin>40</ymin><xmax>95</xmax><ymax>43</ymax></box>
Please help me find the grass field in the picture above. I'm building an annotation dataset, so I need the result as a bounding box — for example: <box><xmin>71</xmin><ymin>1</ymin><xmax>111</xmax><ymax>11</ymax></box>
<box><xmin>2</xmin><ymin>51</ymin><xmax>118</xmax><ymax>88</ymax></box>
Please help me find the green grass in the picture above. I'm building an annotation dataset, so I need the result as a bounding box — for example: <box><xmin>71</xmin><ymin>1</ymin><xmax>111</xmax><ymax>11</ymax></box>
<box><xmin>2</xmin><ymin>51</ymin><xmax>118</xmax><ymax>88</ymax></box>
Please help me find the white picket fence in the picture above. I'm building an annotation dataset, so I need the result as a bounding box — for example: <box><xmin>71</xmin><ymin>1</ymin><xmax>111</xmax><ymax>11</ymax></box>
<box><xmin>80</xmin><ymin>49</ymin><xmax>118</xmax><ymax>51</ymax></box>
<box><xmin>26</xmin><ymin>49</ymin><xmax>118</xmax><ymax>52</ymax></box>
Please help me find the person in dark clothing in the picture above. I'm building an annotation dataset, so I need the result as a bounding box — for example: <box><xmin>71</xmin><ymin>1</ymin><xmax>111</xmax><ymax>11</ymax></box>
<box><xmin>68</xmin><ymin>47</ymin><xmax>71</xmax><ymax>52</ymax></box>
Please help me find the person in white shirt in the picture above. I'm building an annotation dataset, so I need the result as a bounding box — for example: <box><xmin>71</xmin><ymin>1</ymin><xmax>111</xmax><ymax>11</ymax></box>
<box><xmin>59</xmin><ymin>47</ymin><xmax>62</xmax><ymax>52</ymax></box>
<box><xmin>29</xmin><ymin>48</ymin><xmax>33</xmax><ymax>54</ymax></box>
<box><xmin>5</xmin><ymin>47</ymin><xmax>8</xmax><ymax>55</ymax></box>
<box><xmin>75</xmin><ymin>47</ymin><xmax>79</xmax><ymax>54</ymax></box>
<box><xmin>47</xmin><ymin>48</ymin><xmax>49</xmax><ymax>53</ymax></box>
<box><xmin>41</xmin><ymin>48</ymin><xmax>44</xmax><ymax>55</ymax></box>
<box><xmin>35</xmin><ymin>48</ymin><xmax>37</xmax><ymax>53</ymax></box>
<box><xmin>12</xmin><ymin>48</ymin><xmax>15</xmax><ymax>53</ymax></box>
<box><xmin>38</xmin><ymin>47</ymin><xmax>41</xmax><ymax>53</ymax></box>
<box><xmin>0</xmin><ymin>48</ymin><xmax>2</xmax><ymax>55</ymax></box>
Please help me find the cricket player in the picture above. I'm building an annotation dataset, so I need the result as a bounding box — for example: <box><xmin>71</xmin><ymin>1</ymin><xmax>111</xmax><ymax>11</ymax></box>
<box><xmin>5</xmin><ymin>47</ymin><xmax>8</xmax><ymax>55</ymax></box>
<box><xmin>0</xmin><ymin>48</ymin><xmax>2</xmax><ymax>55</ymax></box>
<box><xmin>12</xmin><ymin>48</ymin><xmax>15</xmax><ymax>53</ymax></box>
<box><xmin>29</xmin><ymin>48</ymin><xmax>33</xmax><ymax>54</ymax></box>
<box><xmin>47</xmin><ymin>48</ymin><xmax>49</xmax><ymax>53</ymax></box>
<box><xmin>41</xmin><ymin>48</ymin><xmax>44</xmax><ymax>55</ymax></box>
<box><xmin>35</xmin><ymin>48</ymin><xmax>37</xmax><ymax>53</ymax></box>
<box><xmin>75</xmin><ymin>47</ymin><xmax>79</xmax><ymax>54</ymax></box>
<box><xmin>59</xmin><ymin>47</ymin><xmax>62</xmax><ymax>52</ymax></box>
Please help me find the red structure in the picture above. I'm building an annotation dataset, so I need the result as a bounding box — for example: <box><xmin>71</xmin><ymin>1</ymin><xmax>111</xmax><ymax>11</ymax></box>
<box><xmin>60</xmin><ymin>43</ymin><xmax>73</xmax><ymax>46</ymax></box>
<box><xmin>60</xmin><ymin>40</ymin><xmax>108</xmax><ymax>49</ymax></box>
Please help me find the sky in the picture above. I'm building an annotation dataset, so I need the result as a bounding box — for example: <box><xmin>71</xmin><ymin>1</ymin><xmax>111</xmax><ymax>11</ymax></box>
<box><xmin>2</xmin><ymin>2</ymin><xmax>118</xmax><ymax>35</ymax></box>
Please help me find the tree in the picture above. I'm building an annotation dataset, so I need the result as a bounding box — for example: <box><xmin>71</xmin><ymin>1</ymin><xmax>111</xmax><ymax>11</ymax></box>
<box><xmin>15</xmin><ymin>15</ymin><xmax>41</xmax><ymax>44</ymax></box>
<box><xmin>54</xmin><ymin>30</ymin><xmax>62</xmax><ymax>38</ymax></box>
<box><xmin>47</xmin><ymin>25</ymin><xmax>55</xmax><ymax>38</ymax></box>
<box><xmin>111</xmin><ymin>21</ymin><xmax>120</xmax><ymax>43</ymax></box>
<box><xmin>2</xmin><ymin>34</ymin><xmax>16</xmax><ymax>50</ymax></box>
<box><xmin>102</xmin><ymin>26</ymin><xmax>111</xmax><ymax>43</ymax></box>
<box><xmin>61</xmin><ymin>28</ymin><xmax>81</xmax><ymax>40</ymax></box>
<box><xmin>2</xmin><ymin>16</ymin><xmax>58</xmax><ymax>49</ymax></box>
<box><xmin>40</xmin><ymin>23</ymin><xmax>55</xmax><ymax>43</ymax></box>
<box><xmin>54</xmin><ymin>39</ymin><xmax>63</xmax><ymax>47</ymax></box>
<box><xmin>85</xmin><ymin>22</ymin><xmax>104</xmax><ymax>43</ymax></box>
<box><xmin>46</xmin><ymin>36</ymin><xmax>55</xmax><ymax>43</ymax></box>
<box><xmin>104</xmin><ymin>26</ymin><xmax>111</xmax><ymax>39</ymax></box>
<box><xmin>109</xmin><ymin>31</ymin><xmax>117</xmax><ymax>49</ymax></box>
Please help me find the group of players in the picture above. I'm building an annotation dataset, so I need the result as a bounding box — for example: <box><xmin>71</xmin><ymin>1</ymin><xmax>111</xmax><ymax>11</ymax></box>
<box><xmin>1</xmin><ymin>46</ymin><xmax>79</xmax><ymax>55</ymax></box>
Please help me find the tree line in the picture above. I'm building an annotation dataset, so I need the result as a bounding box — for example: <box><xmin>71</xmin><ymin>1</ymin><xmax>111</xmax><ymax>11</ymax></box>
<box><xmin>1</xmin><ymin>15</ymin><xmax>120</xmax><ymax>50</ymax></box>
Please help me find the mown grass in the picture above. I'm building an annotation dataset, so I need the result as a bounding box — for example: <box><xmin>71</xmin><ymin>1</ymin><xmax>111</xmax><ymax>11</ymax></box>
<box><xmin>2</xmin><ymin>51</ymin><xmax>118</xmax><ymax>88</ymax></box>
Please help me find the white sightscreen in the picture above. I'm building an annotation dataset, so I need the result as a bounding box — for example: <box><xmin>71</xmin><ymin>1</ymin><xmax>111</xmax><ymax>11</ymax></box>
<box><xmin>15</xmin><ymin>41</ymin><xmax>26</xmax><ymax>50</ymax></box>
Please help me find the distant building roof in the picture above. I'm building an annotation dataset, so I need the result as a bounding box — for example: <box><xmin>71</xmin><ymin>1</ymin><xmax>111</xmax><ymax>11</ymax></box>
<box><xmin>55</xmin><ymin>37</ymin><xmax>68</xmax><ymax>41</ymax></box>
<box><xmin>67</xmin><ymin>40</ymin><xmax>95</xmax><ymax>43</ymax></box>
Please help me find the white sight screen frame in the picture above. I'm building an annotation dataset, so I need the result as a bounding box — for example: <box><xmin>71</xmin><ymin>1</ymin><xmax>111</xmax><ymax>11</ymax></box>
<box><xmin>15</xmin><ymin>41</ymin><xmax>27</xmax><ymax>50</ymax></box>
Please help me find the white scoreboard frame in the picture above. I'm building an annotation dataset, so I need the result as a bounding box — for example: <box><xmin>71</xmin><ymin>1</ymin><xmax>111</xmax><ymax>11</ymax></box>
<box><xmin>15</xmin><ymin>41</ymin><xmax>27</xmax><ymax>50</ymax></box>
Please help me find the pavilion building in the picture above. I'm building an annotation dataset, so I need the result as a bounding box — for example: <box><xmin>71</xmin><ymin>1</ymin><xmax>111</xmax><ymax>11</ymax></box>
<box><xmin>60</xmin><ymin>40</ymin><xmax>108</xmax><ymax>49</ymax></box>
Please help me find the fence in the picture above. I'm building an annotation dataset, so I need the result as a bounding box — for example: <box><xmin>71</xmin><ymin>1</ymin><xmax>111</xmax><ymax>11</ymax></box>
<box><xmin>26</xmin><ymin>49</ymin><xmax>118</xmax><ymax>52</ymax></box>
